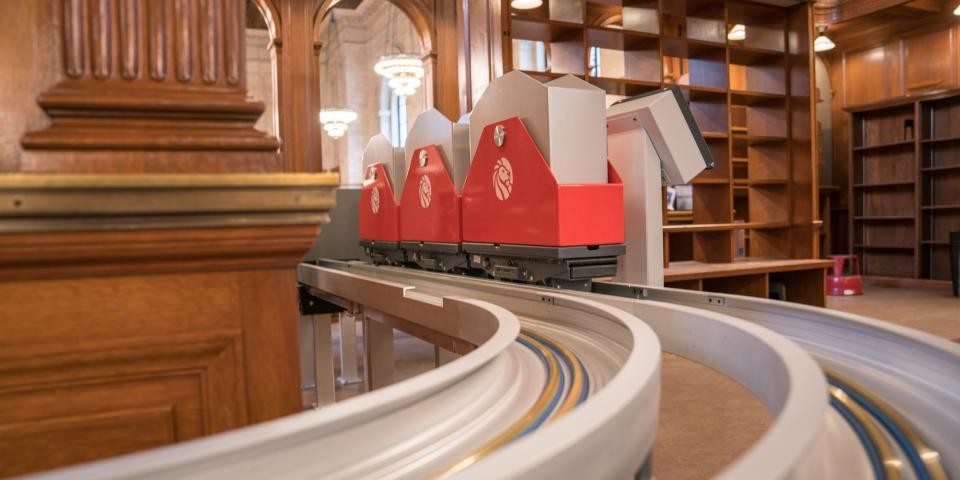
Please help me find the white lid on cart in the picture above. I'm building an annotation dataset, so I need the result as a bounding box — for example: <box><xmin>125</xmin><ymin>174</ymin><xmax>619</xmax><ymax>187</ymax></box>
<box><xmin>361</xmin><ymin>134</ymin><xmax>406</xmax><ymax>201</ymax></box>
<box><xmin>468</xmin><ymin>70</ymin><xmax>607</xmax><ymax>185</ymax></box>
<box><xmin>404</xmin><ymin>109</ymin><xmax>471</xmax><ymax>193</ymax></box>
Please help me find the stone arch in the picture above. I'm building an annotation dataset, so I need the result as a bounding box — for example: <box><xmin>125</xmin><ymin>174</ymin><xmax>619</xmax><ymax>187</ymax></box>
<box><xmin>313</xmin><ymin>0</ymin><xmax>433</xmax><ymax>54</ymax></box>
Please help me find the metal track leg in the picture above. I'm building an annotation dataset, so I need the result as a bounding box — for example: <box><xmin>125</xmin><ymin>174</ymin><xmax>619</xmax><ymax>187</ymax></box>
<box><xmin>363</xmin><ymin>314</ymin><xmax>395</xmax><ymax>391</ymax></box>
<box><xmin>434</xmin><ymin>346</ymin><xmax>459</xmax><ymax>367</ymax></box>
<box><xmin>337</xmin><ymin>310</ymin><xmax>362</xmax><ymax>385</ymax></box>
<box><xmin>312</xmin><ymin>314</ymin><xmax>336</xmax><ymax>406</ymax></box>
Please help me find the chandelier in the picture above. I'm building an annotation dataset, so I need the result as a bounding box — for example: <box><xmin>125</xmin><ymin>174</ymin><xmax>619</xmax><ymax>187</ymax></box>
<box><xmin>318</xmin><ymin>108</ymin><xmax>357</xmax><ymax>138</ymax></box>
<box><xmin>374</xmin><ymin>54</ymin><xmax>425</xmax><ymax>97</ymax></box>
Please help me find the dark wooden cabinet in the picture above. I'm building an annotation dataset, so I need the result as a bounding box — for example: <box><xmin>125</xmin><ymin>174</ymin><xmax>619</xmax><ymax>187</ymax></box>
<box><xmin>847</xmin><ymin>90</ymin><xmax>960</xmax><ymax>282</ymax></box>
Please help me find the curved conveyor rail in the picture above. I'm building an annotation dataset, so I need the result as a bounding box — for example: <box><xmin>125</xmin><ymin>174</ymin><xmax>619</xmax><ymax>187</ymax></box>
<box><xmin>316</xmin><ymin>261</ymin><xmax>828</xmax><ymax>480</ymax></box>
<box><xmin>28</xmin><ymin>263</ymin><xmax>662</xmax><ymax>479</ymax></box>
<box><xmin>600</xmin><ymin>283</ymin><xmax>959</xmax><ymax>478</ymax></box>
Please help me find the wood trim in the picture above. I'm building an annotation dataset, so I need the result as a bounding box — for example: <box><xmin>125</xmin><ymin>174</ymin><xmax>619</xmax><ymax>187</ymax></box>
<box><xmin>0</xmin><ymin>224</ymin><xmax>321</xmax><ymax>280</ymax></box>
<box><xmin>664</xmin><ymin>258</ymin><xmax>834</xmax><ymax>282</ymax></box>
<box><xmin>844</xmin><ymin>87</ymin><xmax>960</xmax><ymax>112</ymax></box>
<box><xmin>0</xmin><ymin>173</ymin><xmax>337</xmax><ymax>233</ymax></box>
<box><xmin>0</xmin><ymin>173</ymin><xmax>339</xmax><ymax>188</ymax></box>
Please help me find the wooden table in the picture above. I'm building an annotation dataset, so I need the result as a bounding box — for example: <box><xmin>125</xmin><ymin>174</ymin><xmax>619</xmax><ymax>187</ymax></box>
<box><xmin>664</xmin><ymin>258</ymin><xmax>835</xmax><ymax>307</ymax></box>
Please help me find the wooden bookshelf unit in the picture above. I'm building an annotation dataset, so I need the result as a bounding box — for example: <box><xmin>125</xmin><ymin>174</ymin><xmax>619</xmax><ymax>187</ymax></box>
<box><xmin>503</xmin><ymin>0</ymin><xmax>823</xmax><ymax>305</ymax></box>
<box><xmin>847</xmin><ymin>89</ymin><xmax>960</xmax><ymax>283</ymax></box>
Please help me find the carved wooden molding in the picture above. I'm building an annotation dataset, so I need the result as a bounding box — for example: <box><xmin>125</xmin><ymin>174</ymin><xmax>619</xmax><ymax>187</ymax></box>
<box><xmin>814</xmin><ymin>0</ymin><xmax>945</xmax><ymax>25</ymax></box>
<box><xmin>21</xmin><ymin>0</ymin><xmax>279</xmax><ymax>155</ymax></box>
<box><xmin>0</xmin><ymin>224</ymin><xmax>323</xmax><ymax>280</ymax></box>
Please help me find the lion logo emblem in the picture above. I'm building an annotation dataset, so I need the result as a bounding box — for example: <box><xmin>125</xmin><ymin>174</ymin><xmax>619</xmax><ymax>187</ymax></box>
<box><xmin>370</xmin><ymin>186</ymin><xmax>380</xmax><ymax>214</ymax></box>
<box><xmin>419</xmin><ymin>175</ymin><xmax>432</xmax><ymax>208</ymax></box>
<box><xmin>493</xmin><ymin>157</ymin><xmax>513</xmax><ymax>201</ymax></box>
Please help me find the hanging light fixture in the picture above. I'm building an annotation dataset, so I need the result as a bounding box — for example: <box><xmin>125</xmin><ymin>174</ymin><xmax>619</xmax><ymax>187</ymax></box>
<box><xmin>318</xmin><ymin>108</ymin><xmax>357</xmax><ymax>139</ymax></box>
<box><xmin>727</xmin><ymin>24</ymin><xmax>746</xmax><ymax>41</ymax></box>
<box><xmin>374</xmin><ymin>54</ymin><xmax>425</xmax><ymax>97</ymax></box>
<box><xmin>954</xmin><ymin>3</ymin><xmax>960</xmax><ymax>15</ymax></box>
<box><xmin>511</xmin><ymin>0</ymin><xmax>543</xmax><ymax>9</ymax></box>
<box><xmin>814</xmin><ymin>25</ymin><xmax>836</xmax><ymax>52</ymax></box>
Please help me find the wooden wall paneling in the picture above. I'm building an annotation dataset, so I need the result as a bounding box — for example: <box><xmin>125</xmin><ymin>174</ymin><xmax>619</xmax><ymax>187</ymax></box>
<box><xmin>902</xmin><ymin>27</ymin><xmax>956</xmax><ymax>95</ymax></box>
<box><xmin>843</xmin><ymin>45</ymin><xmax>888</xmax><ymax>107</ymax></box>
<box><xmin>458</xmin><ymin>0</ymin><xmax>471</xmax><ymax>114</ymax></box>
<box><xmin>282</xmin><ymin>0</ymin><xmax>323</xmax><ymax>173</ymax></box>
<box><xmin>464</xmin><ymin>0</ymin><xmax>505</xmax><ymax>113</ymax></box>
<box><xmin>0</xmin><ymin>173</ymin><xmax>337</xmax><ymax>474</ymax></box>
<box><xmin>19</xmin><ymin>0</ymin><xmax>282</xmax><ymax>174</ymax></box>
<box><xmin>238</xmin><ymin>268</ymin><xmax>303</xmax><ymax>423</ymax></box>
<box><xmin>434</xmin><ymin>0</ymin><xmax>463</xmax><ymax>119</ymax></box>
<box><xmin>0</xmin><ymin>270</ymin><xmax>251</xmax><ymax>476</ymax></box>
<box><xmin>0</xmin><ymin>1</ymin><xmax>59</xmax><ymax>172</ymax></box>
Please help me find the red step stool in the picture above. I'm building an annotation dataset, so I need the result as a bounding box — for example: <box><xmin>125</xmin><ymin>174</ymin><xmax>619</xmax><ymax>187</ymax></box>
<box><xmin>827</xmin><ymin>255</ymin><xmax>864</xmax><ymax>296</ymax></box>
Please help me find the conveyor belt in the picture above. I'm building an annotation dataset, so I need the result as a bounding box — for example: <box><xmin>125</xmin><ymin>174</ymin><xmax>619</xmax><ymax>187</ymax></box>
<box><xmin>26</xmin><ymin>260</ymin><xmax>958</xmax><ymax>479</ymax></box>
<box><xmin>311</xmin><ymin>261</ymin><xmax>827</xmax><ymax>479</ymax></box>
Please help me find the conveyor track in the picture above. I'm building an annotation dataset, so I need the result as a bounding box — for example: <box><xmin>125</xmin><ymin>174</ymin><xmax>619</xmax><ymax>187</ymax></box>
<box><xmin>26</xmin><ymin>260</ymin><xmax>958</xmax><ymax>480</ymax></box>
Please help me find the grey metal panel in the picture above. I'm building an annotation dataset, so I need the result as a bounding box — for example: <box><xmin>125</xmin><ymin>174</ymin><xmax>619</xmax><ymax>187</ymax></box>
<box><xmin>469</xmin><ymin>71</ymin><xmax>607</xmax><ymax>184</ymax></box>
<box><xmin>607</xmin><ymin>88</ymin><xmax>712</xmax><ymax>185</ymax></box>
<box><xmin>545</xmin><ymin>75</ymin><xmax>608</xmax><ymax>185</ymax></box>
<box><xmin>403</xmin><ymin>109</ymin><xmax>472</xmax><ymax>192</ymax></box>
<box><xmin>303</xmin><ymin>188</ymin><xmax>365</xmax><ymax>261</ymax></box>
<box><xmin>462</xmin><ymin>242</ymin><xmax>625</xmax><ymax>259</ymax></box>
<box><xmin>361</xmin><ymin>134</ymin><xmax>406</xmax><ymax>201</ymax></box>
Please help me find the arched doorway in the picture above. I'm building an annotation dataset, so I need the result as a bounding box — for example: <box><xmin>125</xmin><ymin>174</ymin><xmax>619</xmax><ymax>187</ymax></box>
<box><xmin>315</xmin><ymin>0</ymin><xmax>433</xmax><ymax>186</ymax></box>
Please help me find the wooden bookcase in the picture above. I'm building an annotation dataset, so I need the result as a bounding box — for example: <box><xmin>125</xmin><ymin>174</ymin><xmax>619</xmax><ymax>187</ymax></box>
<box><xmin>848</xmin><ymin>90</ymin><xmax>960</xmax><ymax>283</ymax></box>
<box><xmin>502</xmin><ymin>0</ymin><xmax>828</xmax><ymax>305</ymax></box>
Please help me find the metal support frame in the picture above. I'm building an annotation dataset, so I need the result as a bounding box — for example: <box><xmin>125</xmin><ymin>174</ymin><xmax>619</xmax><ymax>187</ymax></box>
<box><xmin>434</xmin><ymin>346</ymin><xmax>459</xmax><ymax>367</ymax></box>
<box><xmin>463</xmin><ymin>242</ymin><xmax>624</xmax><ymax>287</ymax></box>
<box><xmin>607</xmin><ymin>128</ymin><xmax>665</xmax><ymax>287</ymax></box>
<box><xmin>363</xmin><ymin>310</ymin><xmax>395</xmax><ymax>391</ymax></box>
<box><xmin>400</xmin><ymin>241</ymin><xmax>469</xmax><ymax>272</ymax></box>
<box><xmin>297</xmin><ymin>285</ymin><xmax>345</xmax><ymax>407</ymax></box>
<box><xmin>359</xmin><ymin>240</ymin><xmax>406</xmax><ymax>266</ymax></box>
<box><xmin>337</xmin><ymin>309</ymin><xmax>362</xmax><ymax>385</ymax></box>
<box><xmin>311</xmin><ymin>314</ymin><xmax>336</xmax><ymax>406</ymax></box>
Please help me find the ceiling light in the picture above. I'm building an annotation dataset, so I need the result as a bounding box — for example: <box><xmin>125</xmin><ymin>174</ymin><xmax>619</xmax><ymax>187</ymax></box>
<box><xmin>511</xmin><ymin>0</ymin><xmax>543</xmax><ymax>9</ymax></box>
<box><xmin>954</xmin><ymin>3</ymin><xmax>960</xmax><ymax>15</ymax></box>
<box><xmin>814</xmin><ymin>26</ymin><xmax>835</xmax><ymax>52</ymax></box>
<box><xmin>727</xmin><ymin>24</ymin><xmax>745</xmax><ymax>41</ymax></box>
<box><xmin>319</xmin><ymin>108</ymin><xmax>357</xmax><ymax>139</ymax></box>
<box><xmin>374</xmin><ymin>54</ymin><xmax>425</xmax><ymax>97</ymax></box>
